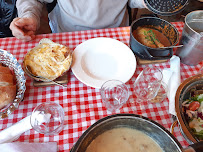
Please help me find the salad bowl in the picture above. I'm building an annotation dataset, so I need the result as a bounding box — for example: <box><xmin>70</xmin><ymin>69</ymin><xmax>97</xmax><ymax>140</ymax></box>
<box><xmin>175</xmin><ymin>74</ymin><xmax>203</xmax><ymax>144</ymax></box>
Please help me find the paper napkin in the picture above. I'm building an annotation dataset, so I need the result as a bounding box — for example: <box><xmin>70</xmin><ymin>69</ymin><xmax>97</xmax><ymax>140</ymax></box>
<box><xmin>162</xmin><ymin>55</ymin><xmax>181</xmax><ymax>116</ymax></box>
<box><xmin>0</xmin><ymin>116</ymin><xmax>32</xmax><ymax>144</ymax></box>
<box><xmin>0</xmin><ymin>112</ymin><xmax>51</xmax><ymax>144</ymax></box>
<box><xmin>0</xmin><ymin>142</ymin><xmax>57</xmax><ymax>152</ymax></box>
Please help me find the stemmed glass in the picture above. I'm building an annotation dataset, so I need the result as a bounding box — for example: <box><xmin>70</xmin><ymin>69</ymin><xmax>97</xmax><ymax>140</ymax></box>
<box><xmin>30</xmin><ymin>102</ymin><xmax>64</xmax><ymax>135</ymax></box>
<box><xmin>133</xmin><ymin>67</ymin><xmax>163</xmax><ymax>104</ymax></box>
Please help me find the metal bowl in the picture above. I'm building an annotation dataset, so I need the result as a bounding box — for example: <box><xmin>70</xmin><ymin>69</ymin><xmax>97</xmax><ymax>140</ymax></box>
<box><xmin>71</xmin><ymin>114</ymin><xmax>184</xmax><ymax>152</ymax></box>
<box><xmin>0</xmin><ymin>49</ymin><xmax>26</xmax><ymax>119</ymax></box>
<box><xmin>23</xmin><ymin>38</ymin><xmax>72</xmax><ymax>82</ymax></box>
<box><xmin>175</xmin><ymin>74</ymin><xmax>203</xmax><ymax>144</ymax></box>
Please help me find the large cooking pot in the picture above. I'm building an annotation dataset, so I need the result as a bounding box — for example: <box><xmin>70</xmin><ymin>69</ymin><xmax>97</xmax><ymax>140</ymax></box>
<box><xmin>71</xmin><ymin>114</ymin><xmax>203</xmax><ymax>152</ymax></box>
<box><xmin>175</xmin><ymin>74</ymin><xmax>203</xmax><ymax>144</ymax></box>
<box><xmin>130</xmin><ymin>17</ymin><xmax>179</xmax><ymax>60</ymax></box>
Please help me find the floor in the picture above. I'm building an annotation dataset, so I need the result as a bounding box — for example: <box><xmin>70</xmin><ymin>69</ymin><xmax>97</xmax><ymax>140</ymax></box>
<box><xmin>37</xmin><ymin>1</ymin><xmax>203</xmax><ymax>35</ymax></box>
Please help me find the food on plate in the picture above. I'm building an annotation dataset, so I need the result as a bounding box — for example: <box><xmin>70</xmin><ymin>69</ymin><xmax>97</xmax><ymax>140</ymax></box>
<box><xmin>24</xmin><ymin>39</ymin><xmax>72</xmax><ymax>81</ymax></box>
<box><xmin>133</xmin><ymin>27</ymin><xmax>171</xmax><ymax>48</ymax></box>
<box><xmin>0</xmin><ymin>64</ymin><xmax>16</xmax><ymax>109</ymax></box>
<box><xmin>86</xmin><ymin>127</ymin><xmax>163</xmax><ymax>152</ymax></box>
<box><xmin>182</xmin><ymin>93</ymin><xmax>203</xmax><ymax>140</ymax></box>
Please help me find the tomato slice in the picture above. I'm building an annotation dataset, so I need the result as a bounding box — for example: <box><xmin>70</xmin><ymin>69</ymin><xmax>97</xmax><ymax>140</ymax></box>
<box><xmin>188</xmin><ymin>101</ymin><xmax>200</xmax><ymax>111</ymax></box>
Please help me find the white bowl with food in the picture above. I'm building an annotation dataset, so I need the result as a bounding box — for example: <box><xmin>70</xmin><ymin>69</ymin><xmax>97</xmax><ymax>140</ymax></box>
<box><xmin>0</xmin><ymin>49</ymin><xmax>26</xmax><ymax>119</ymax></box>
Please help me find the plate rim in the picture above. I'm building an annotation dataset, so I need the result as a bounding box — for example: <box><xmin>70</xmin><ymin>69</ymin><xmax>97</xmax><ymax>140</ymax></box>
<box><xmin>71</xmin><ymin>37</ymin><xmax>137</xmax><ymax>88</ymax></box>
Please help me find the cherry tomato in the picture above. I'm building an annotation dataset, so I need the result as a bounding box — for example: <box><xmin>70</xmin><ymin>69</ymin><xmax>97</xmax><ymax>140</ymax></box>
<box><xmin>188</xmin><ymin>101</ymin><xmax>200</xmax><ymax>111</ymax></box>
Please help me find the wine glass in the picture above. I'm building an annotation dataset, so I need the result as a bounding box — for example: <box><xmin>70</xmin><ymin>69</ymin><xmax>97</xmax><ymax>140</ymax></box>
<box><xmin>30</xmin><ymin>102</ymin><xmax>64</xmax><ymax>135</ymax></box>
<box><xmin>100</xmin><ymin>80</ymin><xmax>129</xmax><ymax>112</ymax></box>
<box><xmin>133</xmin><ymin>67</ymin><xmax>163</xmax><ymax>104</ymax></box>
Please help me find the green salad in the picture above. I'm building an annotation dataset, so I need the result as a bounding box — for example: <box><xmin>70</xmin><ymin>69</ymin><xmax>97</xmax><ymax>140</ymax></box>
<box><xmin>182</xmin><ymin>94</ymin><xmax>203</xmax><ymax>140</ymax></box>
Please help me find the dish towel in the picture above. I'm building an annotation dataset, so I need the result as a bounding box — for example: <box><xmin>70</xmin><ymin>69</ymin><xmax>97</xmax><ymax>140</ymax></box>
<box><xmin>0</xmin><ymin>142</ymin><xmax>57</xmax><ymax>152</ymax></box>
<box><xmin>162</xmin><ymin>55</ymin><xmax>181</xmax><ymax>116</ymax></box>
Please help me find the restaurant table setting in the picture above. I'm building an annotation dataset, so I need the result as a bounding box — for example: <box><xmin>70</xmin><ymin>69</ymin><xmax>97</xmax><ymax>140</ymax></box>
<box><xmin>0</xmin><ymin>21</ymin><xmax>202</xmax><ymax>151</ymax></box>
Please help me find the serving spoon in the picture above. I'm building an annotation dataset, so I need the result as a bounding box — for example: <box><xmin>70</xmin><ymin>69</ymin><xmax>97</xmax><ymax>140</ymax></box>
<box><xmin>25</xmin><ymin>66</ymin><xmax>67</xmax><ymax>88</ymax></box>
<box><xmin>159</xmin><ymin>45</ymin><xmax>184</xmax><ymax>49</ymax></box>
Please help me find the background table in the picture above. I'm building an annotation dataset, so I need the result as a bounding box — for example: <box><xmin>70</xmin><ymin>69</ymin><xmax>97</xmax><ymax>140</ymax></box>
<box><xmin>0</xmin><ymin>22</ymin><xmax>202</xmax><ymax>151</ymax></box>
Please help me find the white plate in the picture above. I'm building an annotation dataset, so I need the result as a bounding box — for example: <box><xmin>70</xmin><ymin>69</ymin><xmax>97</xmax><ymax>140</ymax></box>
<box><xmin>71</xmin><ymin>37</ymin><xmax>136</xmax><ymax>88</ymax></box>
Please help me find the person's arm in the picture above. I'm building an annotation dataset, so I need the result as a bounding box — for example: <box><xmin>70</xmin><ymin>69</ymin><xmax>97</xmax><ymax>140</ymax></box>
<box><xmin>128</xmin><ymin>0</ymin><xmax>146</xmax><ymax>8</ymax></box>
<box><xmin>16</xmin><ymin>0</ymin><xmax>44</xmax><ymax>30</ymax></box>
<box><xmin>10</xmin><ymin>0</ymin><xmax>52</xmax><ymax>41</ymax></box>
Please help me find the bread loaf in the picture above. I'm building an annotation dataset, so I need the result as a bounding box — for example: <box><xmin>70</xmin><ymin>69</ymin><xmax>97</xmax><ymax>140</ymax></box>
<box><xmin>0</xmin><ymin>65</ymin><xmax>16</xmax><ymax>109</ymax></box>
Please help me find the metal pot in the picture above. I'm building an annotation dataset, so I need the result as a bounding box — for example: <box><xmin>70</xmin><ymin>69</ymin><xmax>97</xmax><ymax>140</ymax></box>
<box><xmin>71</xmin><ymin>114</ymin><xmax>203</xmax><ymax>152</ymax></box>
<box><xmin>175</xmin><ymin>74</ymin><xmax>203</xmax><ymax>144</ymax></box>
<box><xmin>130</xmin><ymin>17</ymin><xmax>179</xmax><ymax>60</ymax></box>
<box><xmin>176</xmin><ymin>10</ymin><xmax>203</xmax><ymax>66</ymax></box>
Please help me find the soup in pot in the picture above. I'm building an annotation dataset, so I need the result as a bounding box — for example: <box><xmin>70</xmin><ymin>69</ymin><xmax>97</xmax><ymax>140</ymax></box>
<box><xmin>133</xmin><ymin>27</ymin><xmax>171</xmax><ymax>48</ymax></box>
<box><xmin>85</xmin><ymin>127</ymin><xmax>163</xmax><ymax>152</ymax></box>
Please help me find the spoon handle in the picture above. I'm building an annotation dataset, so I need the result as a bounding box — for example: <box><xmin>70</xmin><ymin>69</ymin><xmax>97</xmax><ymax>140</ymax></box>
<box><xmin>49</xmin><ymin>79</ymin><xmax>68</xmax><ymax>88</ymax></box>
<box><xmin>26</xmin><ymin>66</ymin><xmax>67</xmax><ymax>87</ymax></box>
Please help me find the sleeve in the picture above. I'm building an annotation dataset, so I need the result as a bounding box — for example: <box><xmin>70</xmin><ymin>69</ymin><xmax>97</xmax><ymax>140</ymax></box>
<box><xmin>128</xmin><ymin>0</ymin><xmax>146</xmax><ymax>8</ymax></box>
<box><xmin>16</xmin><ymin>0</ymin><xmax>53</xmax><ymax>29</ymax></box>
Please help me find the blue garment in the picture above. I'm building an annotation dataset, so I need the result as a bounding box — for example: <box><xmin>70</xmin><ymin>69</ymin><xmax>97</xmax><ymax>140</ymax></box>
<box><xmin>0</xmin><ymin>0</ymin><xmax>17</xmax><ymax>38</ymax></box>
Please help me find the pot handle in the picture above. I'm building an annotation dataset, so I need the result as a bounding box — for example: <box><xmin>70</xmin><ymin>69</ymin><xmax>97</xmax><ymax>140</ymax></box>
<box><xmin>170</xmin><ymin>120</ymin><xmax>178</xmax><ymax>135</ymax></box>
<box><xmin>140</xmin><ymin>13</ymin><xmax>159</xmax><ymax>18</ymax></box>
<box><xmin>183</xmin><ymin>141</ymin><xmax>203</xmax><ymax>152</ymax></box>
<box><xmin>142</xmin><ymin>47</ymin><xmax>173</xmax><ymax>60</ymax></box>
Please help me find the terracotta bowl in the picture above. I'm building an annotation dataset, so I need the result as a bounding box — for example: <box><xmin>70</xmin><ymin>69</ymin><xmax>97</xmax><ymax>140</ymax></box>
<box><xmin>175</xmin><ymin>74</ymin><xmax>203</xmax><ymax>144</ymax></box>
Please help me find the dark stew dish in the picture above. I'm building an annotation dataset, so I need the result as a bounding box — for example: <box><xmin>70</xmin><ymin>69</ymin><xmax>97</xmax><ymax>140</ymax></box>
<box><xmin>182</xmin><ymin>93</ymin><xmax>203</xmax><ymax>140</ymax></box>
<box><xmin>133</xmin><ymin>26</ymin><xmax>171</xmax><ymax>48</ymax></box>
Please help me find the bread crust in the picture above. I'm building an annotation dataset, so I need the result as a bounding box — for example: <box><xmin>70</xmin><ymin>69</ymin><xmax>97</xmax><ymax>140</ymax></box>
<box><xmin>0</xmin><ymin>85</ymin><xmax>16</xmax><ymax>109</ymax></box>
<box><xmin>0</xmin><ymin>74</ymin><xmax>14</xmax><ymax>86</ymax></box>
<box><xmin>0</xmin><ymin>66</ymin><xmax>11</xmax><ymax>74</ymax></box>
<box><xmin>0</xmin><ymin>65</ymin><xmax>16</xmax><ymax>109</ymax></box>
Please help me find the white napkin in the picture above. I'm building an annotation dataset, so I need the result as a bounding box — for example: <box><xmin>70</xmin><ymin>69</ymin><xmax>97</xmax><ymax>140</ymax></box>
<box><xmin>0</xmin><ymin>116</ymin><xmax>32</xmax><ymax>143</ymax></box>
<box><xmin>0</xmin><ymin>142</ymin><xmax>57</xmax><ymax>152</ymax></box>
<box><xmin>162</xmin><ymin>55</ymin><xmax>181</xmax><ymax>115</ymax></box>
<box><xmin>0</xmin><ymin>112</ymin><xmax>51</xmax><ymax>144</ymax></box>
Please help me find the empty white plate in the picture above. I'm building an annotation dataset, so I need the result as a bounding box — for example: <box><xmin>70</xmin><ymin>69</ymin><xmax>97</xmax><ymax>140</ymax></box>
<box><xmin>71</xmin><ymin>37</ymin><xmax>137</xmax><ymax>88</ymax></box>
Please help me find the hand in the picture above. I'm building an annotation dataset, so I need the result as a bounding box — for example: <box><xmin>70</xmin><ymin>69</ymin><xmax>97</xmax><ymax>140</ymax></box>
<box><xmin>9</xmin><ymin>17</ymin><xmax>38</xmax><ymax>41</ymax></box>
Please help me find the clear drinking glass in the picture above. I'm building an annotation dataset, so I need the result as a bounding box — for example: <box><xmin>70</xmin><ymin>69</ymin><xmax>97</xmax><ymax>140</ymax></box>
<box><xmin>133</xmin><ymin>67</ymin><xmax>163</xmax><ymax>103</ymax></box>
<box><xmin>100</xmin><ymin>80</ymin><xmax>129</xmax><ymax>112</ymax></box>
<box><xmin>150</xmin><ymin>81</ymin><xmax>168</xmax><ymax>103</ymax></box>
<box><xmin>30</xmin><ymin>102</ymin><xmax>64</xmax><ymax>135</ymax></box>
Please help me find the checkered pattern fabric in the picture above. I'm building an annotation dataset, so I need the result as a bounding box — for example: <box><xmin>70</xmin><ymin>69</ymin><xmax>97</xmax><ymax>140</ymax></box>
<box><xmin>0</xmin><ymin>22</ymin><xmax>202</xmax><ymax>151</ymax></box>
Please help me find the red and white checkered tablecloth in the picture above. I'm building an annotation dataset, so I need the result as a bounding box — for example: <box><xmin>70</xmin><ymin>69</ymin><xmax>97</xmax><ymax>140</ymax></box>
<box><xmin>0</xmin><ymin>22</ymin><xmax>202</xmax><ymax>151</ymax></box>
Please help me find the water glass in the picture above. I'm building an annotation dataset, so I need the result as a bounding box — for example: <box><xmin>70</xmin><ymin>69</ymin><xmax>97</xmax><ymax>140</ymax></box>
<box><xmin>100</xmin><ymin>80</ymin><xmax>129</xmax><ymax>112</ymax></box>
<box><xmin>150</xmin><ymin>81</ymin><xmax>168</xmax><ymax>103</ymax></box>
<box><xmin>30</xmin><ymin>102</ymin><xmax>64</xmax><ymax>135</ymax></box>
<box><xmin>133</xmin><ymin>67</ymin><xmax>163</xmax><ymax>103</ymax></box>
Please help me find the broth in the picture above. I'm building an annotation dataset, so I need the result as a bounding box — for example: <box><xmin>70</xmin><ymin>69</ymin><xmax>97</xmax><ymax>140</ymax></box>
<box><xmin>85</xmin><ymin>127</ymin><xmax>163</xmax><ymax>152</ymax></box>
<box><xmin>133</xmin><ymin>27</ymin><xmax>171</xmax><ymax>48</ymax></box>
